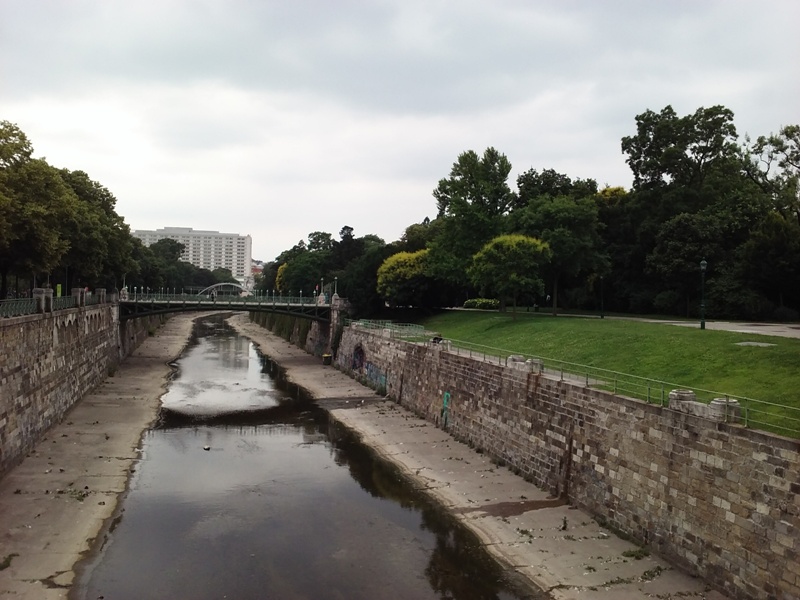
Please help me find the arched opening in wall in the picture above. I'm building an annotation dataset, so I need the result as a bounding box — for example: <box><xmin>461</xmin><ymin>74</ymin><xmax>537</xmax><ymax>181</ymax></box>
<box><xmin>352</xmin><ymin>345</ymin><xmax>365</xmax><ymax>373</ymax></box>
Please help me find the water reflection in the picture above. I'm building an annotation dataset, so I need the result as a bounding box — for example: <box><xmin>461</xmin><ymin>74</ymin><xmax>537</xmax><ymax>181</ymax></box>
<box><xmin>75</xmin><ymin>315</ymin><xmax>539</xmax><ymax>600</ymax></box>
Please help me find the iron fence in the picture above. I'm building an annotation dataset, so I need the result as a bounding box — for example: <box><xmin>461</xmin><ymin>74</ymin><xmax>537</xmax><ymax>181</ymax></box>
<box><xmin>0</xmin><ymin>298</ymin><xmax>36</xmax><ymax>318</ymax></box>
<box><xmin>345</xmin><ymin>319</ymin><xmax>438</xmax><ymax>342</ymax></box>
<box><xmin>53</xmin><ymin>296</ymin><xmax>77</xmax><ymax>311</ymax></box>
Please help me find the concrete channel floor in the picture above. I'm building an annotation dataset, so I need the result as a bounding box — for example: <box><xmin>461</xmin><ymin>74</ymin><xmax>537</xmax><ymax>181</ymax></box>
<box><xmin>0</xmin><ymin>312</ymin><xmax>735</xmax><ymax>599</ymax></box>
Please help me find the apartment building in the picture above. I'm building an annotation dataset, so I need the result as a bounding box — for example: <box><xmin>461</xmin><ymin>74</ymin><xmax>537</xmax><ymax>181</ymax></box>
<box><xmin>132</xmin><ymin>227</ymin><xmax>253</xmax><ymax>282</ymax></box>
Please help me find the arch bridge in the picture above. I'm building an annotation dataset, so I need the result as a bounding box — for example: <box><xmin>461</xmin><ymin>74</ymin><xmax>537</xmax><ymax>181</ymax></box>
<box><xmin>118</xmin><ymin>291</ymin><xmax>331</xmax><ymax>322</ymax></box>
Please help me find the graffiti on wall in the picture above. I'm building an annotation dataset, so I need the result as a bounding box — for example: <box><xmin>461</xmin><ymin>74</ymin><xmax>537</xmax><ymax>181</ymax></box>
<box><xmin>364</xmin><ymin>361</ymin><xmax>387</xmax><ymax>393</ymax></box>
<box><xmin>440</xmin><ymin>391</ymin><xmax>451</xmax><ymax>429</ymax></box>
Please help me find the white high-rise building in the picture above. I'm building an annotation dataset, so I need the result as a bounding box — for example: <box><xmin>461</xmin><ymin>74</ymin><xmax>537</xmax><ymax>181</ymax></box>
<box><xmin>132</xmin><ymin>227</ymin><xmax>253</xmax><ymax>282</ymax></box>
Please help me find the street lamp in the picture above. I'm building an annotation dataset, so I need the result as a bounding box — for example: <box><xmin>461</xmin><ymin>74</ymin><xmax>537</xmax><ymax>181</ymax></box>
<box><xmin>700</xmin><ymin>258</ymin><xmax>707</xmax><ymax>330</ymax></box>
<box><xmin>334</xmin><ymin>276</ymin><xmax>338</xmax><ymax>295</ymax></box>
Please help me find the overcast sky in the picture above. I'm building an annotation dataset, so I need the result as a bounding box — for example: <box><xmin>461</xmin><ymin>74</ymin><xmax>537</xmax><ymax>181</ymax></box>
<box><xmin>1</xmin><ymin>1</ymin><xmax>798</xmax><ymax>262</ymax></box>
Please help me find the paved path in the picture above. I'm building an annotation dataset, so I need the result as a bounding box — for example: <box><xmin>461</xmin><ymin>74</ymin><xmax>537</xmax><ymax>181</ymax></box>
<box><xmin>629</xmin><ymin>317</ymin><xmax>800</xmax><ymax>339</ymax></box>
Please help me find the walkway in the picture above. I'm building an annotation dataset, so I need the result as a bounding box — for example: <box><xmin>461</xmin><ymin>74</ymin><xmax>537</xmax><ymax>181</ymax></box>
<box><xmin>647</xmin><ymin>318</ymin><xmax>800</xmax><ymax>339</ymax></box>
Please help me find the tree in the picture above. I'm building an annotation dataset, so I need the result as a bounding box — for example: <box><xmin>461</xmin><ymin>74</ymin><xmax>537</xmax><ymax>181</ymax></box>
<box><xmin>645</xmin><ymin>212</ymin><xmax>724</xmax><ymax>315</ymax></box>
<box><xmin>211</xmin><ymin>268</ymin><xmax>237</xmax><ymax>283</ymax></box>
<box><xmin>739</xmin><ymin>211</ymin><xmax>800</xmax><ymax>310</ymax></box>
<box><xmin>337</xmin><ymin>242</ymin><xmax>395</xmax><ymax>316</ymax></box>
<box><xmin>57</xmin><ymin>169</ymin><xmax>135</xmax><ymax>290</ymax></box>
<box><xmin>398</xmin><ymin>218</ymin><xmax>439</xmax><ymax>252</ymax></box>
<box><xmin>149</xmin><ymin>238</ymin><xmax>185</xmax><ymax>263</ymax></box>
<box><xmin>433</xmin><ymin>147</ymin><xmax>515</xmax><ymax>218</ymax></box>
<box><xmin>0</xmin><ymin>121</ymin><xmax>33</xmax><ymax>168</ymax></box>
<box><xmin>511</xmin><ymin>168</ymin><xmax>597</xmax><ymax>210</ymax></box>
<box><xmin>427</xmin><ymin>148</ymin><xmax>515</xmax><ymax>293</ymax></box>
<box><xmin>621</xmin><ymin>105</ymin><xmax>738</xmax><ymax>190</ymax></box>
<box><xmin>377</xmin><ymin>250</ymin><xmax>432</xmax><ymax>307</ymax></box>
<box><xmin>331</xmin><ymin>225</ymin><xmax>363</xmax><ymax>269</ymax></box>
<box><xmin>307</xmin><ymin>231</ymin><xmax>334</xmax><ymax>252</ymax></box>
<box><xmin>743</xmin><ymin>124</ymin><xmax>800</xmax><ymax>223</ymax></box>
<box><xmin>510</xmin><ymin>169</ymin><xmax>608</xmax><ymax>314</ymax></box>
<box><xmin>468</xmin><ymin>235</ymin><xmax>550</xmax><ymax>316</ymax></box>
<box><xmin>278</xmin><ymin>251</ymin><xmax>327</xmax><ymax>296</ymax></box>
<box><xmin>0</xmin><ymin>159</ymin><xmax>78</xmax><ymax>295</ymax></box>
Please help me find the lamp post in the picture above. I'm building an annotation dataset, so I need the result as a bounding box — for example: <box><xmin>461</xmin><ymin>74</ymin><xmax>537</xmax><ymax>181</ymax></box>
<box><xmin>334</xmin><ymin>276</ymin><xmax>338</xmax><ymax>295</ymax></box>
<box><xmin>700</xmin><ymin>258</ymin><xmax>707</xmax><ymax>330</ymax></box>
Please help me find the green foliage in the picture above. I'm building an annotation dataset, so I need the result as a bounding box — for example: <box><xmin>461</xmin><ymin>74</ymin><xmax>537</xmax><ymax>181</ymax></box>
<box><xmin>377</xmin><ymin>249</ymin><xmax>431</xmax><ymax>307</ymax></box>
<box><xmin>621</xmin><ymin>105</ymin><xmax>738</xmax><ymax>189</ymax></box>
<box><xmin>398</xmin><ymin>217</ymin><xmax>439</xmax><ymax>252</ymax></box>
<box><xmin>0</xmin><ymin>158</ymin><xmax>77</xmax><ymax>292</ymax></box>
<box><xmin>468</xmin><ymin>234</ymin><xmax>550</xmax><ymax>314</ymax></box>
<box><xmin>463</xmin><ymin>298</ymin><xmax>500</xmax><ymax>310</ymax></box>
<box><xmin>427</xmin><ymin>147</ymin><xmax>514</xmax><ymax>292</ymax></box>
<box><xmin>336</xmin><ymin>243</ymin><xmax>393</xmax><ymax>316</ymax></box>
<box><xmin>508</xmin><ymin>182</ymin><xmax>606</xmax><ymax>313</ymax></box>
<box><xmin>0</xmin><ymin>120</ymin><xmax>32</xmax><ymax>168</ymax></box>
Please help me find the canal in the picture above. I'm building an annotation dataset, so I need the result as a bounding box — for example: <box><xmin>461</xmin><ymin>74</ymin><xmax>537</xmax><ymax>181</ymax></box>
<box><xmin>74</xmin><ymin>315</ymin><xmax>540</xmax><ymax>599</ymax></box>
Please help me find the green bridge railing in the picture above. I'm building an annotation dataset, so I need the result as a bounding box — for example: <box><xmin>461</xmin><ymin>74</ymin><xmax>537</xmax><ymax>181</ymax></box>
<box><xmin>0</xmin><ymin>298</ymin><xmax>37</xmax><ymax>318</ymax></box>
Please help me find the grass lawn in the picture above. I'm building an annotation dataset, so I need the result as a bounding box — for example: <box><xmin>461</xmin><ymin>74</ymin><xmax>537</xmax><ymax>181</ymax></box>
<box><xmin>414</xmin><ymin>310</ymin><xmax>800</xmax><ymax>437</ymax></box>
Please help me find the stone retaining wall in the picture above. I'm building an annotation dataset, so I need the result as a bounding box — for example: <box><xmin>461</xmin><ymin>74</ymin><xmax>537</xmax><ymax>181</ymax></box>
<box><xmin>0</xmin><ymin>307</ymin><xmax>165</xmax><ymax>478</ymax></box>
<box><xmin>335</xmin><ymin>326</ymin><xmax>800</xmax><ymax>600</ymax></box>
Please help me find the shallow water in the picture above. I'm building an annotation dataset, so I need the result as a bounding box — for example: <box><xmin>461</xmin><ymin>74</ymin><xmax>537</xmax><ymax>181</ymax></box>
<box><xmin>75</xmin><ymin>315</ymin><xmax>539</xmax><ymax>600</ymax></box>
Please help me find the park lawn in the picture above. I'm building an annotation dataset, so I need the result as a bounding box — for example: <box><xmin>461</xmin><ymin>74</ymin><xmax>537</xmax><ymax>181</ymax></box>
<box><xmin>416</xmin><ymin>310</ymin><xmax>800</xmax><ymax>413</ymax></box>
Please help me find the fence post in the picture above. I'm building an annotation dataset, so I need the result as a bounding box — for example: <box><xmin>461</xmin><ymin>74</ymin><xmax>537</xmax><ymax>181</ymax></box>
<box><xmin>72</xmin><ymin>288</ymin><xmax>86</xmax><ymax>307</ymax></box>
<box><xmin>33</xmin><ymin>288</ymin><xmax>53</xmax><ymax>313</ymax></box>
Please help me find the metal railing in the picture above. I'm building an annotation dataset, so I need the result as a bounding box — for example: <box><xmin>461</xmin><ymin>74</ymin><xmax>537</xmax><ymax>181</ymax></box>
<box><xmin>125</xmin><ymin>293</ymin><xmax>322</xmax><ymax>306</ymax></box>
<box><xmin>0</xmin><ymin>298</ymin><xmax>37</xmax><ymax>318</ymax></box>
<box><xmin>53</xmin><ymin>296</ymin><xmax>77</xmax><ymax>311</ymax></box>
<box><xmin>345</xmin><ymin>319</ymin><xmax>438</xmax><ymax>342</ymax></box>
<box><xmin>441</xmin><ymin>338</ymin><xmax>800</xmax><ymax>439</ymax></box>
<box><xmin>2</xmin><ymin>292</ymin><xmax>329</xmax><ymax>319</ymax></box>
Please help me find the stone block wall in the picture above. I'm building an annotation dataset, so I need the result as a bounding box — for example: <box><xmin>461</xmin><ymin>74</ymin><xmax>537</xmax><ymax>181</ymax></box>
<box><xmin>1</xmin><ymin>306</ymin><xmax>117</xmax><ymax>476</ymax></box>
<box><xmin>0</xmin><ymin>307</ymin><xmax>166</xmax><ymax>479</ymax></box>
<box><xmin>336</xmin><ymin>326</ymin><xmax>799</xmax><ymax>600</ymax></box>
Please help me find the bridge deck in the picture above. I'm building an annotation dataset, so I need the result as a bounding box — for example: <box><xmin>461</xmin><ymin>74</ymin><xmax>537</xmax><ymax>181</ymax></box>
<box><xmin>119</xmin><ymin>294</ymin><xmax>331</xmax><ymax>321</ymax></box>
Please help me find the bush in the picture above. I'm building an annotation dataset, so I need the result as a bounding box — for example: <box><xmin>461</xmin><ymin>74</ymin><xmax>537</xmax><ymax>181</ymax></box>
<box><xmin>463</xmin><ymin>298</ymin><xmax>500</xmax><ymax>310</ymax></box>
<box><xmin>652</xmin><ymin>290</ymin><xmax>681</xmax><ymax>314</ymax></box>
